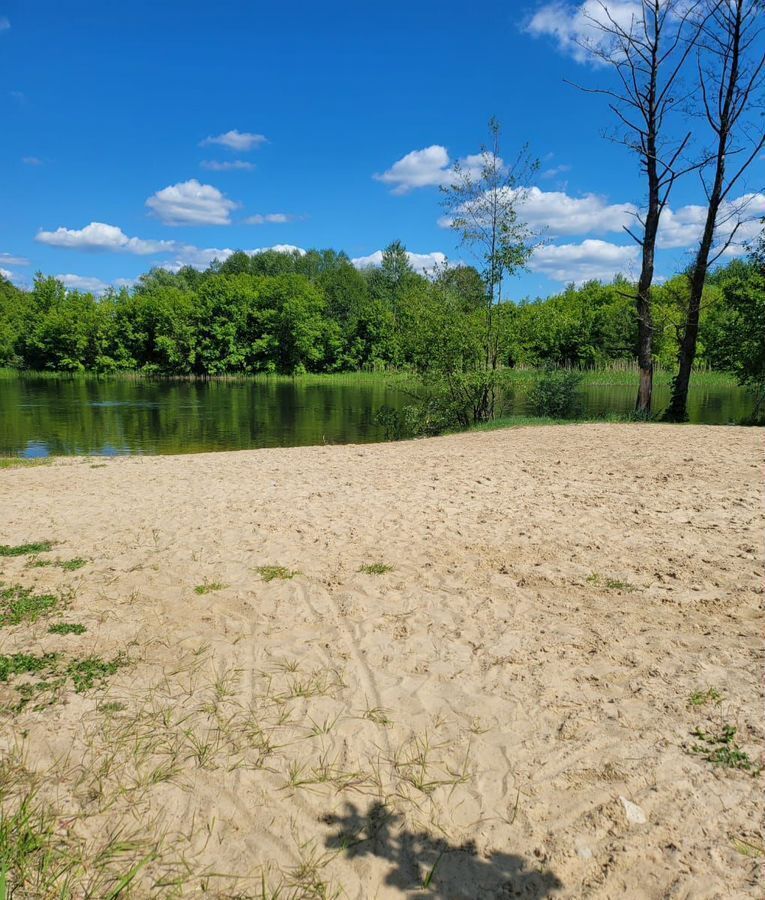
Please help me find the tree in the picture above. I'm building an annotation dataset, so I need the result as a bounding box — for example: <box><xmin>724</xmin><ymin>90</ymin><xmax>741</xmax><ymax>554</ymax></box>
<box><xmin>574</xmin><ymin>0</ymin><xmax>709</xmax><ymax>414</ymax></box>
<box><xmin>666</xmin><ymin>0</ymin><xmax>765</xmax><ymax>421</ymax></box>
<box><xmin>439</xmin><ymin>117</ymin><xmax>536</xmax><ymax>421</ymax></box>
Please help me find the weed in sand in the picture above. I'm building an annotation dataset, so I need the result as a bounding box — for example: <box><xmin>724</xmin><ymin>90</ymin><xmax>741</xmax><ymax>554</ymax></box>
<box><xmin>66</xmin><ymin>656</ymin><xmax>126</xmax><ymax>693</ymax></box>
<box><xmin>194</xmin><ymin>580</ymin><xmax>227</xmax><ymax>595</ymax></box>
<box><xmin>0</xmin><ymin>542</ymin><xmax>53</xmax><ymax>557</ymax></box>
<box><xmin>0</xmin><ymin>653</ymin><xmax>59</xmax><ymax>682</ymax></box>
<box><xmin>256</xmin><ymin>566</ymin><xmax>298</xmax><ymax>582</ymax></box>
<box><xmin>359</xmin><ymin>563</ymin><xmax>394</xmax><ymax>575</ymax></box>
<box><xmin>362</xmin><ymin>705</ymin><xmax>392</xmax><ymax>727</ymax></box>
<box><xmin>689</xmin><ymin>726</ymin><xmax>760</xmax><ymax>772</ymax></box>
<box><xmin>586</xmin><ymin>573</ymin><xmax>637</xmax><ymax>592</ymax></box>
<box><xmin>0</xmin><ymin>585</ymin><xmax>58</xmax><ymax>627</ymax></box>
<box><xmin>688</xmin><ymin>687</ymin><xmax>722</xmax><ymax>707</ymax></box>
<box><xmin>48</xmin><ymin>623</ymin><xmax>87</xmax><ymax>636</ymax></box>
<box><xmin>29</xmin><ymin>557</ymin><xmax>86</xmax><ymax>572</ymax></box>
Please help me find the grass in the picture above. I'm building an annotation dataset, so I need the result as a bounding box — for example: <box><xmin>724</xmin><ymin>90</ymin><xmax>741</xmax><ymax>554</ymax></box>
<box><xmin>0</xmin><ymin>541</ymin><xmax>53</xmax><ymax>557</ymax></box>
<box><xmin>689</xmin><ymin>725</ymin><xmax>760</xmax><ymax>772</ymax></box>
<box><xmin>0</xmin><ymin>651</ymin><xmax>126</xmax><ymax>711</ymax></box>
<box><xmin>688</xmin><ymin>687</ymin><xmax>722</xmax><ymax>707</ymax></box>
<box><xmin>0</xmin><ymin>585</ymin><xmax>59</xmax><ymax>627</ymax></box>
<box><xmin>48</xmin><ymin>623</ymin><xmax>87</xmax><ymax>635</ymax></box>
<box><xmin>255</xmin><ymin>566</ymin><xmax>298</xmax><ymax>582</ymax></box>
<box><xmin>586</xmin><ymin>573</ymin><xmax>638</xmax><ymax>592</ymax></box>
<box><xmin>29</xmin><ymin>557</ymin><xmax>86</xmax><ymax>572</ymax></box>
<box><xmin>194</xmin><ymin>580</ymin><xmax>227</xmax><ymax>595</ymax></box>
<box><xmin>0</xmin><ymin>458</ymin><xmax>51</xmax><ymax>470</ymax></box>
<box><xmin>359</xmin><ymin>563</ymin><xmax>394</xmax><ymax>575</ymax></box>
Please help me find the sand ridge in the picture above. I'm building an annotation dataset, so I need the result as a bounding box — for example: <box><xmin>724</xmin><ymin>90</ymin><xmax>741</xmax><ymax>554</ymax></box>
<box><xmin>0</xmin><ymin>423</ymin><xmax>763</xmax><ymax>897</ymax></box>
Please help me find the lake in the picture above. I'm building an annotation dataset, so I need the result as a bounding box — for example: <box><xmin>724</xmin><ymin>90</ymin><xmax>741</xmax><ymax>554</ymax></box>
<box><xmin>0</xmin><ymin>373</ymin><xmax>756</xmax><ymax>458</ymax></box>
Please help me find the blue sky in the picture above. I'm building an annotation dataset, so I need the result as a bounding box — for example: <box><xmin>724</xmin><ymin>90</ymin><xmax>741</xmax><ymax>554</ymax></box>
<box><xmin>1</xmin><ymin>0</ymin><xmax>763</xmax><ymax>298</ymax></box>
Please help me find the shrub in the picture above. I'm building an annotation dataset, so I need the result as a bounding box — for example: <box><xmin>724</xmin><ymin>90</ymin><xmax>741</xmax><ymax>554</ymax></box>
<box><xmin>528</xmin><ymin>367</ymin><xmax>582</xmax><ymax>418</ymax></box>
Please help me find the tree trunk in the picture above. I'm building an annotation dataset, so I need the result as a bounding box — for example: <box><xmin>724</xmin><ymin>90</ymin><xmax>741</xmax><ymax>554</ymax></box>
<box><xmin>635</xmin><ymin>199</ymin><xmax>659</xmax><ymax>416</ymax></box>
<box><xmin>665</xmin><ymin>206</ymin><xmax>719</xmax><ymax>421</ymax></box>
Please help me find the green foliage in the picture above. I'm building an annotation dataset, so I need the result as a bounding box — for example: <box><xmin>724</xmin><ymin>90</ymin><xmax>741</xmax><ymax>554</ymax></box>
<box><xmin>0</xmin><ymin>247</ymin><xmax>757</xmax><ymax>399</ymax></box>
<box><xmin>689</xmin><ymin>726</ymin><xmax>760</xmax><ymax>772</ymax></box>
<box><xmin>359</xmin><ymin>563</ymin><xmax>394</xmax><ymax>575</ymax></box>
<box><xmin>0</xmin><ymin>586</ymin><xmax>58</xmax><ymax>627</ymax></box>
<box><xmin>255</xmin><ymin>566</ymin><xmax>297</xmax><ymax>582</ymax></box>
<box><xmin>528</xmin><ymin>367</ymin><xmax>582</xmax><ymax>418</ymax></box>
<box><xmin>0</xmin><ymin>541</ymin><xmax>53</xmax><ymax>556</ymax></box>
<box><xmin>48</xmin><ymin>623</ymin><xmax>87</xmax><ymax>635</ymax></box>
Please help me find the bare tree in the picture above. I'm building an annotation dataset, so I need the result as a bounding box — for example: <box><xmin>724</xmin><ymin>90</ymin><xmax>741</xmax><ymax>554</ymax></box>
<box><xmin>574</xmin><ymin>0</ymin><xmax>708</xmax><ymax>415</ymax></box>
<box><xmin>665</xmin><ymin>0</ymin><xmax>765</xmax><ymax>421</ymax></box>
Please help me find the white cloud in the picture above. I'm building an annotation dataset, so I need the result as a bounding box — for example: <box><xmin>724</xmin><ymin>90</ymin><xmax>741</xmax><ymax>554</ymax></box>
<box><xmin>146</xmin><ymin>179</ymin><xmax>238</xmax><ymax>226</ymax></box>
<box><xmin>36</xmin><ymin>222</ymin><xmax>176</xmax><ymax>254</ymax></box>
<box><xmin>245</xmin><ymin>213</ymin><xmax>298</xmax><ymax>225</ymax></box>
<box><xmin>374</xmin><ymin>145</ymin><xmax>450</xmax><ymax>194</ymax></box>
<box><xmin>0</xmin><ymin>17</ymin><xmax>10</xmax><ymax>31</ymax></box>
<box><xmin>351</xmin><ymin>250</ymin><xmax>448</xmax><ymax>274</ymax></box>
<box><xmin>530</xmin><ymin>239</ymin><xmax>639</xmax><ymax>283</ymax></box>
<box><xmin>200</xmin><ymin>130</ymin><xmax>267</xmax><ymax>152</ymax></box>
<box><xmin>374</xmin><ymin>146</ymin><xmax>493</xmax><ymax>195</ymax></box>
<box><xmin>520</xmin><ymin>186</ymin><xmax>636</xmax><ymax>234</ymax></box>
<box><xmin>200</xmin><ymin>160</ymin><xmax>255</xmax><ymax>171</ymax></box>
<box><xmin>541</xmin><ymin>164</ymin><xmax>572</xmax><ymax>179</ymax></box>
<box><xmin>55</xmin><ymin>274</ymin><xmax>111</xmax><ymax>293</ymax></box>
<box><xmin>0</xmin><ymin>252</ymin><xmax>29</xmax><ymax>266</ymax></box>
<box><xmin>22</xmin><ymin>156</ymin><xmax>42</xmax><ymax>166</ymax></box>
<box><xmin>658</xmin><ymin>192</ymin><xmax>765</xmax><ymax>251</ymax></box>
<box><xmin>526</xmin><ymin>1</ymin><xmax>643</xmax><ymax>65</ymax></box>
<box><xmin>0</xmin><ymin>268</ymin><xmax>12</xmax><ymax>279</ymax></box>
<box><xmin>439</xmin><ymin>185</ymin><xmax>637</xmax><ymax>236</ymax></box>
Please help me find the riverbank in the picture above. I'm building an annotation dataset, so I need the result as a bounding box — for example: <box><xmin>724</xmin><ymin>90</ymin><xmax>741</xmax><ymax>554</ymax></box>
<box><xmin>1</xmin><ymin>424</ymin><xmax>763</xmax><ymax>897</ymax></box>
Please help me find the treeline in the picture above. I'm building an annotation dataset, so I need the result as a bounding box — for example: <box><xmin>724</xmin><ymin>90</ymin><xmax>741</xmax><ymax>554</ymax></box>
<box><xmin>0</xmin><ymin>243</ymin><xmax>762</xmax><ymax>384</ymax></box>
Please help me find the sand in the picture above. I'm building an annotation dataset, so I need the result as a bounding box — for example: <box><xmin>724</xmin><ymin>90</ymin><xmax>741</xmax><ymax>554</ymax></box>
<box><xmin>0</xmin><ymin>423</ymin><xmax>763</xmax><ymax>898</ymax></box>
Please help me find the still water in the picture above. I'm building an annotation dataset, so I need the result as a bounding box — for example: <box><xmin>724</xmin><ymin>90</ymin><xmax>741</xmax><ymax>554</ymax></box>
<box><xmin>0</xmin><ymin>374</ymin><xmax>756</xmax><ymax>458</ymax></box>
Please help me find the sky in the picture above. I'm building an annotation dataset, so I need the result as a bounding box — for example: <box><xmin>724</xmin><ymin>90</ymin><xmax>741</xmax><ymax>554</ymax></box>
<box><xmin>1</xmin><ymin>0</ymin><xmax>763</xmax><ymax>298</ymax></box>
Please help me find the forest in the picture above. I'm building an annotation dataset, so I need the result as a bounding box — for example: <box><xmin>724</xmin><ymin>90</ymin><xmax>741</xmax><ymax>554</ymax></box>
<box><xmin>0</xmin><ymin>241</ymin><xmax>762</xmax><ymax>392</ymax></box>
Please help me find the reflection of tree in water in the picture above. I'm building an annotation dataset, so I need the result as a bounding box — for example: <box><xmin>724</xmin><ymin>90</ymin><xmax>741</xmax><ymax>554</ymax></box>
<box><xmin>322</xmin><ymin>801</ymin><xmax>562</xmax><ymax>898</ymax></box>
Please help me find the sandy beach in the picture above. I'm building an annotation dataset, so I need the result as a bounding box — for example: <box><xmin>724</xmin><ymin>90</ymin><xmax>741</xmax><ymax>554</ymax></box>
<box><xmin>1</xmin><ymin>423</ymin><xmax>763</xmax><ymax>898</ymax></box>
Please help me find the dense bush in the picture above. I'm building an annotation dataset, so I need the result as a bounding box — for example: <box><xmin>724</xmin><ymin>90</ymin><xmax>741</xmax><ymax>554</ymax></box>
<box><xmin>528</xmin><ymin>367</ymin><xmax>583</xmax><ymax>418</ymax></box>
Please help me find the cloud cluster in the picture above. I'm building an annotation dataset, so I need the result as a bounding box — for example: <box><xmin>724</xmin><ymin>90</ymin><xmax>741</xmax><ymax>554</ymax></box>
<box><xmin>0</xmin><ymin>17</ymin><xmax>9</xmax><ymax>32</ymax></box>
<box><xmin>374</xmin><ymin>145</ymin><xmax>493</xmax><ymax>195</ymax></box>
<box><xmin>0</xmin><ymin>252</ymin><xmax>29</xmax><ymax>266</ymax></box>
<box><xmin>200</xmin><ymin>130</ymin><xmax>267</xmax><ymax>152</ymax></box>
<box><xmin>146</xmin><ymin>180</ymin><xmax>238</xmax><ymax>226</ymax></box>
<box><xmin>351</xmin><ymin>250</ymin><xmax>448</xmax><ymax>274</ymax></box>
<box><xmin>55</xmin><ymin>273</ymin><xmax>111</xmax><ymax>293</ymax></box>
<box><xmin>36</xmin><ymin>222</ymin><xmax>176</xmax><ymax>254</ymax></box>
<box><xmin>525</xmin><ymin>1</ymin><xmax>643</xmax><ymax>64</ymax></box>
<box><xmin>530</xmin><ymin>239</ymin><xmax>639</xmax><ymax>283</ymax></box>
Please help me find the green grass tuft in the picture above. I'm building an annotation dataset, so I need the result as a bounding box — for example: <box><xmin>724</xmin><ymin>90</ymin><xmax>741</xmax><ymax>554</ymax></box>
<box><xmin>359</xmin><ymin>563</ymin><xmax>394</xmax><ymax>575</ymax></box>
<box><xmin>48</xmin><ymin>623</ymin><xmax>87</xmax><ymax>636</ymax></box>
<box><xmin>586</xmin><ymin>573</ymin><xmax>637</xmax><ymax>592</ymax></box>
<box><xmin>689</xmin><ymin>726</ymin><xmax>760</xmax><ymax>772</ymax></box>
<box><xmin>0</xmin><ymin>653</ymin><xmax>59</xmax><ymax>682</ymax></box>
<box><xmin>194</xmin><ymin>580</ymin><xmax>227</xmax><ymax>595</ymax></box>
<box><xmin>0</xmin><ymin>585</ymin><xmax>58</xmax><ymax>627</ymax></box>
<box><xmin>688</xmin><ymin>687</ymin><xmax>722</xmax><ymax>707</ymax></box>
<box><xmin>66</xmin><ymin>656</ymin><xmax>126</xmax><ymax>693</ymax></box>
<box><xmin>255</xmin><ymin>566</ymin><xmax>298</xmax><ymax>582</ymax></box>
<box><xmin>0</xmin><ymin>542</ymin><xmax>53</xmax><ymax>557</ymax></box>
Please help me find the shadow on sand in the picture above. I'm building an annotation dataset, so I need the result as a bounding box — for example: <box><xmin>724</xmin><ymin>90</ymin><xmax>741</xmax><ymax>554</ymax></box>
<box><xmin>322</xmin><ymin>801</ymin><xmax>562</xmax><ymax>898</ymax></box>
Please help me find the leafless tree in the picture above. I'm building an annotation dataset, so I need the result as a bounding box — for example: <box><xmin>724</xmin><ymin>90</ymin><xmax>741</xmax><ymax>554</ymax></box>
<box><xmin>665</xmin><ymin>0</ymin><xmax>765</xmax><ymax>420</ymax></box>
<box><xmin>573</xmin><ymin>0</ymin><xmax>709</xmax><ymax>414</ymax></box>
